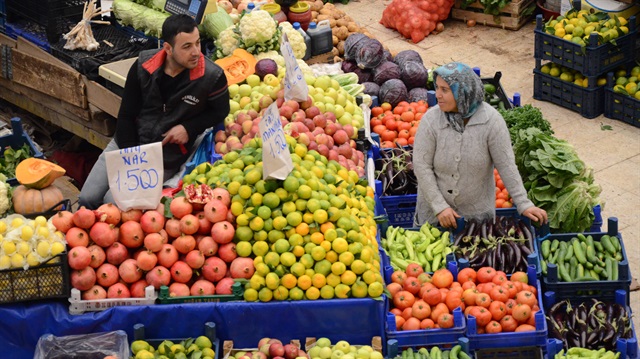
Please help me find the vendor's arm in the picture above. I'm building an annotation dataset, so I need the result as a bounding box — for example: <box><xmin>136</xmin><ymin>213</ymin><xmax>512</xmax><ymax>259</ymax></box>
<box><xmin>114</xmin><ymin>61</ymin><xmax>143</xmax><ymax>148</ymax></box>
<box><xmin>488</xmin><ymin>112</ymin><xmax>546</xmax><ymax>223</ymax></box>
<box><xmin>413</xmin><ymin>114</ymin><xmax>451</xmax><ymax>218</ymax></box>
<box><xmin>180</xmin><ymin>72</ymin><xmax>230</xmax><ymax>142</ymax></box>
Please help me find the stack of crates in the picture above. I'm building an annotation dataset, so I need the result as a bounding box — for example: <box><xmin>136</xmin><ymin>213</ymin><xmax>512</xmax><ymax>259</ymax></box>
<box><xmin>0</xmin><ymin>0</ymin><xmax>5</xmax><ymax>34</ymax></box>
<box><xmin>6</xmin><ymin>0</ymin><xmax>85</xmax><ymax>43</ymax></box>
<box><xmin>532</xmin><ymin>11</ymin><xmax>637</xmax><ymax>118</ymax></box>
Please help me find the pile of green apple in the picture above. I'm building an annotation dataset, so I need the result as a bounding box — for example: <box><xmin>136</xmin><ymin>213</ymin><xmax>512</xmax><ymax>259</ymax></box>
<box><xmin>307</xmin><ymin>338</ymin><xmax>383</xmax><ymax>359</ymax></box>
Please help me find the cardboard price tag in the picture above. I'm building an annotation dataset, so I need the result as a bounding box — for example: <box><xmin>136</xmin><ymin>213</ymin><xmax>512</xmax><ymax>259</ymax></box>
<box><xmin>259</xmin><ymin>102</ymin><xmax>293</xmax><ymax>180</ymax></box>
<box><xmin>281</xmin><ymin>32</ymin><xmax>309</xmax><ymax>102</ymax></box>
<box><xmin>105</xmin><ymin>142</ymin><xmax>163</xmax><ymax>211</ymax></box>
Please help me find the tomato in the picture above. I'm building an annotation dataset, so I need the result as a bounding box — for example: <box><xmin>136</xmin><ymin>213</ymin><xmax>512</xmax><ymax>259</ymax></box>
<box><xmin>464</xmin><ymin>305</ymin><xmax>475</xmax><ymax>317</ymax></box>
<box><xmin>401</xmin><ymin>307</ymin><xmax>413</xmax><ymax>320</ymax></box>
<box><xmin>431</xmin><ymin>269</ymin><xmax>454</xmax><ymax>289</ymax></box>
<box><xmin>491</xmin><ymin>272</ymin><xmax>508</xmax><ymax>285</ymax></box>
<box><xmin>495</xmin><ymin>199</ymin><xmax>505</xmax><ymax>208</ymax></box>
<box><xmin>485</xmin><ymin>320</ymin><xmax>502</xmax><ymax>334</ymax></box>
<box><xmin>390</xmin><ymin>308</ymin><xmax>402</xmax><ymax>316</ymax></box>
<box><xmin>474</xmin><ymin>292</ymin><xmax>492</xmax><ymax>308</ymax></box>
<box><xmin>505</xmin><ymin>298</ymin><xmax>517</xmax><ymax>315</ymax></box>
<box><xmin>512</xmin><ymin>303</ymin><xmax>532</xmax><ymax>323</ymax></box>
<box><xmin>402</xmin><ymin>317</ymin><xmax>421</xmax><ymax>331</ymax></box>
<box><xmin>403</xmin><ymin>276</ymin><xmax>421</xmax><ymax>295</ymax></box>
<box><xmin>417</xmin><ymin>272</ymin><xmax>432</xmax><ymax>285</ymax></box>
<box><xmin>420</xmin><ymin>318</ymin><xmax>435</xmax><ymax>329</ymax></box>
<box><xmin>499</xmin><ymin>315</ymin><xmax>518</xmax><ymax>332</ymax></box>
<box><xmin>391</xmin><ymin>270</ymin><xmax>406</xmax><ymax>285</ymax></box>
<box><xmin>385</xmin><ymin>119</ymin><xmax>398</xmax><ymax>131</ymax></box>
<box><xmin>488</xmin><ymin>300</ymin><xmax>507</xmax><ymax>321</ymax></box>
<box><xmin>370</xmin><ymin>118</ymin><xmax>383</xmax><ymax>128</ymax></box>
<box><xmin>386</xmin><ymin>282</ymin><xmax>403</xmax><ymax>298</ymax></box>
<box><xmin>489</xmin><ymin>286</ymin><xmax>509</xmax><ymax>303</ymax></box>
<box><xmin>371</xmin><ymin>106</ymin><xmax>384</xmax><ymax>117</ymax></box>
<box><xmin>469</xmin><ymin>306</ymin><xmax>492</xmax><ymax>327</ymax></box>
<box><xmin>502</xmin><ymin>201</ymin><xmax>513</xmax><ymax>208</ymax></box>
<box><xmin>408</xmin><ymin>137</ymin><xmax>415</xmax><ymax>145</ymax></box>
<box><xmin>457</xmin><ymin>267</ymin><xmax>477</xmax><ymax>284</ymax></box>
<box><xmin>381</xmin><ymin>141</ymin><xmax>395</xmax><ymax>148</ymax></box>
<box><xmin>527</xmin><ymin>309</ymin><xmax>538</xmax><ymax>326</ymax></box>
<box><xmin>393</xmin><ymin>290</ymin><xmax>416</xmax><ymax>310</ymax></box>
<box><xmin>411</xmin><ymin>299</ymin><xmax>432</xmax><ymax>320</ymax></box>
<box><xmin>395</xmin><ymin>138</ymin><xmax>409</xmax><ymax>147</ymax></box>
<box><xmin>406</xmin><ymin>263</ymin><xmax>424</xmax><ymax>278</ymax></box>
<box><xmin>515</xmin><ymin>290</ymin><xmax>537</xmax><ymax>307</ymax></box>
<box><xmin>381</xmin><ymin>130</ymin><xmax>397</xmax><ymax>142</ymax></box>
<box><xmin>510</xmin><ymin>271</ymin><xmax>529</xmax><ymax>284</ymax></box>
<box><xmin>439</xmin><ymin>288</ymin><xmax>449</xmax><ymax>302</ymax></box>
<box><xmin>444</xmin><ymin>290</ymin><xmax>463</xmax><ymax>312</ymax></box>
<box><xmin>527</xmin><ymin>284</ymin><xmax>538</xmax><ymax>296</ymax></box>
<box><xmin>381</xmin><ymin>102</ymin><xmax>392</xmax><ymax>112</ymax></box>
<box><xmin>373</xmin><ymin>125</ymin><xmax>387</xmax><ymax>135</ymax></box>
<box><xmin>501</xmin><ymin>281</ymin><xmax>518</xmax><ymax>298</ymax></box>
<box><xmin>422</xmin><ymin>288</ymin><xmax>442</xmax><ymax>306</ymax></box>
<box><xmin>398</xmin><ymin>129</ymin><xmax>411</xmax><ymax>139</ymax></box>
<box><xmin>515</xmin><ymin>324</ymin><xmax>536</xmax><ymax>332</ymax></box>
<box><xmin>400</xmin><ymin>111</ymin><xmax>415</xmax><ymax>122</ymax></box>
<box><xmin>393</xmin><ymin>105</ymin><xmax>405</xmax><ymax>115</ymax></box>
<box><xmin>478</xmin><ymin>282</ymin><xmax>496</xmax><ymax>295</ymax></box>
<box><xmin>461</xmin><ymin>288</ymin><xmax>479</xmax><ymax>307</ymax></box>
<box><xmin>461</xmin><ymin>281</ymin><xmax>476</xmax><ymax>290</ymax></box>
<box><xmin>476</xmin><ymin>267</ymin><xmax>497</xmax><ymax>283</ymax></box>
<box><xmin>409</xmin><ymin>126</ymin><xmax>419</xmax><ymax>137</ymax></box>
<box><xmin>397</xmin><ymin>101</ymin><xmax>410</xmax><ymax>108</ymax></box>
<box><xmin>437</xmin><ymin>312</ymin><xmax>455</xmax><ymax>329</ymax></box>
<box><xmin>430</xmin><ymin>302</ymin><xmax>450</xmax><ymax>322</ymax></box>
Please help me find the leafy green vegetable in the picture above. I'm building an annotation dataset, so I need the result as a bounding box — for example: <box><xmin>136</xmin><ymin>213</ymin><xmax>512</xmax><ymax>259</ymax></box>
<box><xmin>0</xmin><ymin>144</ymin><xmax>32</xmax><ymax>180</ymax></box>
<box><xmin>499</xmin><ymin>104</ymin><xmax>554</xmax><ymax>144</ymax></box>
<box><xmin>513</xmin><ymin>128</ymin><xmax>601</xmax><ymax>233</ymax></box>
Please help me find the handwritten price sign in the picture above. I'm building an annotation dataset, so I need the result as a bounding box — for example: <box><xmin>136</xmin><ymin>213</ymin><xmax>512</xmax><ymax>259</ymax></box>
<box><xmin>259</xmin><ymin>102</ymin><xmax>293</xmax><ymax>180</ymax></box>
<box><xmin>106</xmin><ymin>142</ymin><xmax>163</xmax><ymax>210</ymax></box>
<box><xmin>281</xmin><ymin>32</ymin><xmax>308</xmax><ymax>102</ymax></box>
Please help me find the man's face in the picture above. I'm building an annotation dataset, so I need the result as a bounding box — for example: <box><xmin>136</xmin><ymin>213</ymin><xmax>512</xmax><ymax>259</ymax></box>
<box><xmin>167</xmin><ymin>28</ymin><xmax>201</xmax><ymax>70</ymax></box>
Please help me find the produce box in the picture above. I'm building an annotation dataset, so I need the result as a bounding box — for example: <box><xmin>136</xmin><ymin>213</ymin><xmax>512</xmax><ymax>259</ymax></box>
<box><xmin>481</xmin><ymin>71</ymin><xmax>515</xmax><ymax>110</ymax></box>
<box><xmin>304</xmin><ymin>337</ymin><xmax>383</xmax><ymax>354</ymax></box>
<box><xmin>3</xmin><ymin>21</ymin><xmax>50</xmax><ymax>52</ymax></box>
<box><xmin>34</xmin><ymin>330</ymin><xmax>130</xmax><ymax>359</ymax></box>
<box><xmin>533</xmin><ymin>14</ymin><xmax>638</xmax><ymax>77</ymax></box>
<box><xmin>385</xmin><ymin>306</ymin><xmax>467</xmax><ymax>349</ymax></box>
<box><xmin>132</xmin><ymin>321</ymin><xmax>220</xmax><ymax>359</ymax></box>
<box><xmin>6</xmin><ymin>0</ymin><xmax>85</xmax><ymax>43</ymax></box>
<box><xmin>471</xmin><ymin>345</ymin><xmax>544</xmax><ymax>359</ymax></box>
<box><xmin>465</xmin><ymin>270</ymin><xmax>548</xmax><ymax>352</ymax></box>
<box><xmin>537</xmin><ymin>217</ymin><xmax>632</xmax><ymax>305</ymax></box>
<box><xmin>386</xmin><ymin>340</ymin><xmax>472</xmax><ymax>359</ymax></box>
<box><xmin>0</xmin><ymin>118</ymin><xmax>45</xmax><ymax>184</ymax></box>
<box><xmin>157</xmin><ymin>281</ymin><xmax>244</xmax><ymax>304</ymax></box>
<box><xmin>451</xmin><ymin>0</ymin><xmax>536</xmax><ymax>30</ymax></box>
<box><xmin>379</xmin><ymin>194</ymin><xmax>417</xmax><ymax>228</ymax></box>
<box><xmin>222</xmin><ymin>339</ymin><xmax>301</xmax><ymax>359</ymax></box>
<box><xmin>68</xmin><ymin>284</ymin><xmax>157</xmax><ymax>315</ymax></box>
<box><xmin>533</xmin><ymin>67</ymin><xmax>604</xmax><ymax>119</ymax></box>
<box><xmin>543</xmin><ymin>289</ymin><xmax>638</xmax><ymax>359</ymax></box>
<box><xmin>0</xmin><ymin>252</ymin><xmax>70</xmax><ymax>304</ymax></box>
<box><xmin>604</xmin><ymin>72</ymin><xmax>640</xmax><ymax>128</ymax></box>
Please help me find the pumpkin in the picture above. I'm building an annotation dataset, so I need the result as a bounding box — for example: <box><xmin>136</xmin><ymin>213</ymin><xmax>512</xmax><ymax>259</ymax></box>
<box><xmin>12</xmin><ymin>185</ymin><xmax>65</xmax><ymax>215</ymax></box>
<box><xmin>215</xmin><ymin>49</ymin><xmax>257</xmax><ymax>86</ymax></box>
<box><xmin>16</xmin><ymin>158</ymin><xmax>66</xmax><ymax>189</ymax></box>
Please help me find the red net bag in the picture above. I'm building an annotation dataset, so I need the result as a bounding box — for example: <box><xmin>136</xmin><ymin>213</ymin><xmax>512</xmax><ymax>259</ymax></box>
<box><xmin>380</xmin><ymin>0</ymin><xmax>454</xmax><ymax>43</ymax></box>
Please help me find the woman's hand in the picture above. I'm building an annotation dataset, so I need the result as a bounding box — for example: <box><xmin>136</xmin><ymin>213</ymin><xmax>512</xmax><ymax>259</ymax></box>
<box><xmin>437</xmin><ymin>208</ymin><xmax>461</xmax><ymax>229</ymax></box>
<box><xmin>162</xmin><ymin>125</ymin><xmax>189</xmax><ymax>145</ymax></box>
<box><xmin>522</xmin><ymin>206</ymin><xmax>548</xmax><ymax>224</ymax></box>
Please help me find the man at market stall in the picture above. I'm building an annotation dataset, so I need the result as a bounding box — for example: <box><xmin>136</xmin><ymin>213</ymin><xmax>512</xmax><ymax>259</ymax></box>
<box><xmin>413</xmin><ymin>62</ymin><xmax>547</xmax><ymax>229</ymax></box>
<box><xmin>79</xmin><ymin>14</ymin><xmax>229</xmax><ymax>209</ymax></box>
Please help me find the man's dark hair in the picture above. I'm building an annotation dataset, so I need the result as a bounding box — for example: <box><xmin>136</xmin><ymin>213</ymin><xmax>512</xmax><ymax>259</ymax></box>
<box><xmin>162</xmin><ymin>14</ymin><xmax>198</xmax><ymax>45</ymax></box>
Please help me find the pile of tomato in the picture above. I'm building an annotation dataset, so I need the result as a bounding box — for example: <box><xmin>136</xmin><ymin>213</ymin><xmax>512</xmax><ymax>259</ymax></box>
<box><xmin>387</xmin><ymin>265</ymin><xmax>540</xmax><ymax>334</ymax></box>
<box><xmin>494</xmin><ymin>169</ymin><xmax>512</xmax><ymax>208</ymax></box>
<box><xmin>370</xmin><ymin>101</ymin><xmax>428</xmax><ymax>148</ymax></box>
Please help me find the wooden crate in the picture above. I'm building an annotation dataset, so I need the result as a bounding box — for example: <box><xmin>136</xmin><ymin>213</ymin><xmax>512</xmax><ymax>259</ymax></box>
<box><xmin>451</xmin><ymin>0</ymin><xmax>536</xmax><ymax>30</ymax></box>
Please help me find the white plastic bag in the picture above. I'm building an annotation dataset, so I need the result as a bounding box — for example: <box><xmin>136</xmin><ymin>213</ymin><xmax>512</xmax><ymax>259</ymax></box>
<box><xmin>33</xmin><ymin>330</ymin><xmax>129</xmax><ymax>359</ymax></box>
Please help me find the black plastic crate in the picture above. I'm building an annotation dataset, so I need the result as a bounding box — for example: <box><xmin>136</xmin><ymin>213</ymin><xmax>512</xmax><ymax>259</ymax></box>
<box><xmin>604</xmin><ymin>72</ymin><xmax>640</xmax><ymax>127</ymax></box>
<box><xmin>133</xmin><ymin>321</ymin><xmax>220</xmax><ymax>358</ymax></box>
<box><xmin>6</xmin><ymin>0</ymin><xmax>84</xmax><ymax>43</ymax></box>
<box><xmin>0</xmin><ymin>252</ymin><xmax>71</xmax><ymax>304</ymax></box>
<box><xmin>534</xmin><ymin>14</ymin><xmax>638</xmax><ymax>77</ymax></box>
<box><xmin>533</xmin><ymin>68</ymin><xmax>604</xmax><ymax>118</ymax></box>
<box><xmin>481</xmin><ymin>71</ymin><xmax>515</xmax><ymax>110</ymax></box>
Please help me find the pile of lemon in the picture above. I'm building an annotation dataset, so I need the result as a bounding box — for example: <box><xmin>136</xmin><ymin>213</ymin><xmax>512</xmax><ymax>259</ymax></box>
<box><xmin>191</xmin><ymin>136</ymin><xmax>385</xmax><ymax>302</ymax></box>
<box><xmin>540</xmin><ymin>62</ymin><xmax>606</xmax><ymax>87</ymax></box>
<box><xmin>612</xmin><ymin>66</ymin><xmax>640</xmax><ymax>100</ymax></box>
<box><xmin>545</xmin><ymin>9</ymin><xmax>630</xmax><ymax>46</ymax></box>
<box><xmin>0</xmin><ymin>214</ymin><xmax>65</xmax><ymax>270</ymax></box>
<box><xmin>131</xmin><ymin>336</ymin><xmax>215</xmax><ymax>359</ymax></box>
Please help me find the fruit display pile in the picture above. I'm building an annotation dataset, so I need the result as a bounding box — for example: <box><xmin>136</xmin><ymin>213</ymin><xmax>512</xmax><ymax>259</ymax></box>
<box><xmin>539</xmin><ymin>63</ymin><xmax>606</xmax><ymax>88</ymax></box>
<box><xmin>393</xmin><ymin>346</ymin><xmax>470</xmax><ymax>359</ymax></box>
<box><xmin>0</xmin><ymin>214</ymin><xmax>65</xmax><ymax>270</ymax></box>
<box><xmin>381</xmin><ymin>224</ymin><xmax>452</xmax><ymax>272</ymax></box>
<box><xmin>611</xmin><ymin>66</ymin><xmax>640</xmax><ymax>100</ymax></box>
<box><xmin>542</xmin><ymin>10</ymin><xmax>631</xmax><ymax>47</ymax></box>
<box><xmin>131</xmin><ymin>335</ymin><xmax>216</xmax><ymax>359</ymax></box>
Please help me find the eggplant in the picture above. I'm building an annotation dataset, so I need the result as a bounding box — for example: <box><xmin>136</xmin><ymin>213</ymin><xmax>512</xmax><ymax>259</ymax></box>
<box><xmin>508</xmin><ymin>240</ymin><xmax>521</xmax><ymax>270</ymax></box>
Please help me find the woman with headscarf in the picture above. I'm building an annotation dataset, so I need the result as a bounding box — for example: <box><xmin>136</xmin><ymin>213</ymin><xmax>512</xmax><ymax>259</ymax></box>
<box><xmin>413</xmin><ymin>62</ymin><xmax>547</xmax><ymax>228</ymax></box>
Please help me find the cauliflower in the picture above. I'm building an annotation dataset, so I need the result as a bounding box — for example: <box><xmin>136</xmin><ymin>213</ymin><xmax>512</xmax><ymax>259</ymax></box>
<box><xmin>296</xmin><ymin>59</ymin><xmax>314</xmax><ymax>77</ymax></box>
<box><xmin>215</xmin><ymin>27</ymin><xmax>240</xmax><ymax>57</ymax></box>
<box><xmin>255</xmin><ymin>51</ymin><xmax>285</xmax><ymax>68</ymax></box>
<box><xmin>279</xmin><ymin>22</ymin><xmax>307</xmax><ymax>60</ymax></box>
<box><xmin>0</xmin><ymin>175</ymin><xmax>10</xmax><ymax>217</ymax></box>
<box><xmin>238</xmin><ymin>10</ymin><xmax>278</xmax><ymax>46</ymax></box>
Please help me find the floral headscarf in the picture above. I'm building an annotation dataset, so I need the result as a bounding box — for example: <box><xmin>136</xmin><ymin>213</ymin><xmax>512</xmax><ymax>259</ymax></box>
<box><xmin>433</xmin><ymin>62</ymin><xmax>485</xmax><ymax>133</ymax></box>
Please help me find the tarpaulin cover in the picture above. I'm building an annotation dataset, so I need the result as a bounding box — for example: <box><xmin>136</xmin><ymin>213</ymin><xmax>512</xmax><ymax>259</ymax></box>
<box><xmin>0</xmin><ymin>298</ymin><xmax>386</xmax><ymax>359</ymax></box>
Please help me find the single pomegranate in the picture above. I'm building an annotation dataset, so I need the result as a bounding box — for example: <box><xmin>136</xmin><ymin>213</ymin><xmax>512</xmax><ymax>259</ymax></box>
<box><xmin>51</xmin><ymin>211</ymin><xmax>74</xmax><ymax>233</ymax></box>
<box><xmin>203</xmin><ymin>199</ymin><xmax>228</xmax><ymax>224</ymax></box>
<box><xmin>87</xmin><ymin>245</ymin><xmax>106</xmax><ymax>268</ymax></box>
<box><xmin>130</xmin><ymin>279</ymin><xmax>150</xmax><ymax>298</ymax></box>
<box><xmin>211</xmin><ymin>187</ymin><xmax>231</xmax><ymax>207</ymax></box>
<box><xmin>82</xmin><ymin>285</ymin><xmax>107</xmax><ymax>300</ymax></box>
<box><xmin>185</xmin><ymin>250</ymin><xmax>205</xmax><ymax>269</ymax></box>
<box><xmin>66</xmin><ymin>227</ymin><xmax>89</xmax><ymax>248</ymax></box>
<box><xmin>173</xmin><ymin>235</ymin><xmax>197</xmax><ymax>254</ymax></box>
<box><xmin>168</xmin><ymin>282</ymin><xmax>191</xmax><ymax>297</ymax></box>
<box><xmin>198</xmin><ymin>236</ymin><xmax>218</xmax><ymax>257</ymax></box>
<box><xmin>179</xmin><ymin>214</ymin><xmax>200</xmax><ymax>235</ymax></box>
<box><xmin>107</xmin><ymin>282</ymin><xmax>131</xmax><ymax>298</ymax></box>
<box><xmin>96</xmin><ymin>263</ymin><xmax>119</xmax><ymax>287</ymax></box>
<box><xmin>72</xmin><ymin>206</ymin><xmax>96</xmax><ymax>229</ymax></box>
<box><xmin>140</xmin><ymin>210</ymin><xmax>165</xmax><ymax>234</ymax></box>
<box><xmin>218</xmin><ymin>242</ymin><xmax>237</xmax><ymax>263</ymax></box>
<box><xmin>146</xmin><ymin>266</ymin><xmax>171</xmax><ymax>289</ymax></box>
<box><xmin>230</xmin><ymin>257</ymin><xmax>255</xmax><ymax>279</ymax></box>
<box><xmin>106</xmin><ymin>242</ymin><xmax>129</xmax><ymax>266</ymax></box>
<box><xmin>195</xmin><ymin>212</ymin><xmax>213</xmax><ymax>235</ymax></box>
<box><xmin>170</xmin><ymin>261</ymin><xmax>193</xmax><ymax>283</ymax></box>
<box><xmin>89</xmin><ymin>222</ymin><xmax>118</xmax><ymax>248</ymax></box>
<box><xmin>157</xmin><ymin>244</ymin><xmax>179</xmax><ymax>268</ymax></box>
<box><xmin>71</xmin><ymin>267</ymin><xmax>96</xmax><ymax>291</ymax></box>
<box><xmin>143</xmin><ymin>232</ymin><xmax>164</xmax><ymax>252</ymax></box>
<box><xmin>183</xmin><ymin>183</ymin><xmax>214</xmax><ymax>206</ymax></box>
<box><xmin>118</xmin><ymin>258</ymin><xmax>142</xmax><ymax>283</ymax></box>
<box><xmin>169</xmin><ymin>197</ymin><xmax>193</xmax><ymax>219</ymax></box>
<box><xmin>211</xmin><ymin>221</ymin><xmax>235</xmax><ymax>244</ymax></box>
<box><xmin>121</xmin><ymin>209</ymin><xmax>143</xmax><ymax>222</ymax></box>
<box><xmin>215</xmin><ymin>277</ymin><xmax>235</xmax><ymax>295</ymax></box>
<box><xmin>119</xmin><ymin>221</ymin><xmax>145</xmax><ymax>248</ymax></box>
<box><xmin>95</xmin><ymin>203</ymin><xmax>121</xmax><ymax>225</ymax></box>
<box><xmin>68</xmin><ymin>246</ymin><xmax>91</xmax><ymax>270</ymax></box>
<box><xmin>164</xmin><ymin>218</ymin><xmax>182</xmax><ymax>238</ymax></box>
<box><xmin>136</xmin><ymin>250</ymin><xmax>158</xmax><ymax>272</ymax></box>
<box><xmin>190</xmin><ymin>279</ymin><xmax>215</xmax><ymax>296</ymax></box>
<box><xmin>202</xmin><ymin>256</ymin><xmax>227</xmax><ymax>282</ymax></box>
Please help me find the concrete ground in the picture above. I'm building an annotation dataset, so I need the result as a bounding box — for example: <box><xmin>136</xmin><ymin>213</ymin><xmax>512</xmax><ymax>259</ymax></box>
<box><xmin>337</xmin><ymin>0</ymin><xmax>639</xmax><ymax>330</ymax></box>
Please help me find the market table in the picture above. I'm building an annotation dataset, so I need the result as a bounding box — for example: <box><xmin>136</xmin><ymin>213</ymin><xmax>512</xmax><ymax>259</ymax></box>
<box><xmin>0</xmin><ymin>297</ymin><xmax>386</xmax><ymax>359</ymax></box>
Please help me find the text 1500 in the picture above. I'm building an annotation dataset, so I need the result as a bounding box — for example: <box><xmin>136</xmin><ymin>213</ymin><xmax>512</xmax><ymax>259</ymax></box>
<box><xmin>115</xmin><ymin>168</ymin><xmax>159</xmax><ymax>191</ymax></box>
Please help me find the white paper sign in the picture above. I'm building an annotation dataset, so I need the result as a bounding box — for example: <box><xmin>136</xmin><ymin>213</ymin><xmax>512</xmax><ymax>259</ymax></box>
<box><xmin>105</xmin><ymin>142</ymin><xmax>163</xmax><ymax>211</ymax></box>
<box><xmin>259</xmin><ymin>102</ymin><xmax>293</xmax><ymax>180</ymax></box>
<box><xmin>281</xmin><ymin>32</ymin><xmax>309</xmax><ymax>102</ymax></box>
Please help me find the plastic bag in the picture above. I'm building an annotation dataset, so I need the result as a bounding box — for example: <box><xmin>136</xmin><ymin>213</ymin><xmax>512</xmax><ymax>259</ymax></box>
<box><xmin>33</xmin><ymin>330</ymin><xmax>129</xmax><ymax>359</ymax></box>
<box><xmin>380</xmin><ymin>0</ymin><xmax>454</xmax><ymax>43</ymax></box>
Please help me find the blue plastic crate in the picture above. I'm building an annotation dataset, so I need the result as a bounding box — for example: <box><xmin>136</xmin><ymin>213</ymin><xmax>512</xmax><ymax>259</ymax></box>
<box><xmin>543</xmin><ymin>290</ymin><xmax>638</xmax><ymax>359</ymax></box>
<box><xmin>386</xmin><ymin>338</ymin><xmax>472</xmax><ymax>359</ymax></box>
<box><xmin>379</xmin><ymin>194</ymin><xmax>417</xmax><ymax>228</ymax></box>
<box><xmin>4</xmin><ymin>22</ymin><xmax>50</xmax><ymax>52</ymax></box>
<box><xmin>7</xmin><ymin>0</ymin><xmax>84</xmax><ymax>43</ymax></box>
<box><xmin>604</xmin><ymin>72</ymin><xmax>640</xmax><ymax>128</ymax></box>
<box><xmin>537</xmin><ymin>217</ymin><xmax>632</xmax><ymax>305</ymax></box>
<box><xmin>385</xmin><ymin>307</ymin><xmax>467</xmax><ymax>349</ymax></box>
<box><xmin>133</xmin><ymin>321</ymin><xmax>220</xmax><ymax>358</ymax></box>
<box><xmin>533</xmin><ymin>68</ymin><xmax>604</xmax><ymax>119</ymax></box>
<box><xmin>534</xmin><ymin>14</ymin><xmax>638</xmax><ymax>77</ymax></box>
<box><xmin>466</xmin><ymin>270</ymin><xmax>548</xmax><ymax>351</ymax></box>
<box><xmin>0</xmin><ymin>117</ymin><xmax>45</xmax><ymax>186</ymax></box>
<box><xmin>471</xmin><ymin>343</ymin><xmax>544</xmax><ymax>359</ymax></box>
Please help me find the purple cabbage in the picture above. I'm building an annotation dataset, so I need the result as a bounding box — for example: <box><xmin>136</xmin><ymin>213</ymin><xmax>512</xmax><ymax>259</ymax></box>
<box><xmin>393</xmin><ymin>50</ymin><xmax>423</xmax><ymax>68</ymax></box>
<box><xmin>373</xmin><ymin>61</ymin><xmax>401</xmax><ymax>86</ymax></box>
<box><xmin>401</xmin><ymin>61</ymin><xmax>429</xmax><ymax>89</ymax></box>
<box><xmin>341</xmin><ymin>60</ymin><xmax>359</xmax><ymax>73</ymax></box>
<box><xmin>362</xmin><ymin>82</ymin><xmax>380</xmax><ymax>97</ymax></box>
<box><xmin>356</xmin><ymin>38</ymin><xmax>384</xmax><ymax>69</ymax></box>
<box><xmin>409</xmin><ymin>87</ymin><xmax>430</xmax><ymax>103</ymax></box>
<box><xmin>383</xmin><ymin>50</ymin><xmax>393</xmax><ymax>62</ymax></box>
<box><xmin>255</xmin><ymin>59</ymin><xmax>279</xmax><ymax>80</ymax></box>
<box><xmin>379</xmin><ymin>79</ymin><xmax>408</xmax><ymax>107</ymax></box>
<box><xmin>353</xmin><ymin>67</ymin><xmax>372</xmax><ymax>83</ymax></box>
<box><xmin>344</xmin><ymin>33</ymin><xmax>368</xmax><ymax>61</ymax></box>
